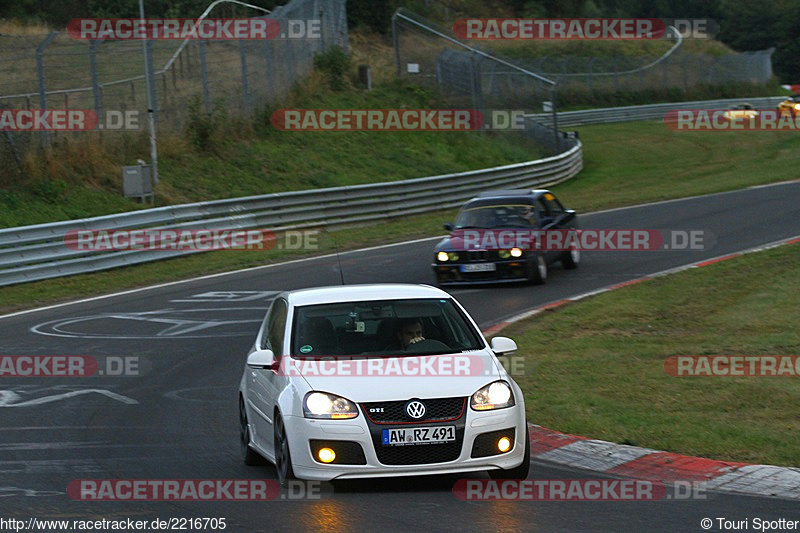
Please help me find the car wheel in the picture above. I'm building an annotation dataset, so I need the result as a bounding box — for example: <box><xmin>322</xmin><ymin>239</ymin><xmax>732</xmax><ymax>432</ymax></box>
<box><xmin>488</xmin><ymin>427</ymin><xmax>530</xmax><ymax>480</ymax></box>
<box><xmin>529</xmin><ymin>253</ymin><xmax>547</xmax><ymax>285</ymax></box>
<box><xmin>239</xmin><ymin>397</ymin><xmax>263</xmax><ymax>466</ymax></box>
<box><xmin>274</xmin><ymin>412</ymin><xmax>296</xmax><ymax>486</ymax></box>
<box><xmin>561</xmin><ymin>247</ymin><xmax>580</xmax><ymax>269</ymax></box>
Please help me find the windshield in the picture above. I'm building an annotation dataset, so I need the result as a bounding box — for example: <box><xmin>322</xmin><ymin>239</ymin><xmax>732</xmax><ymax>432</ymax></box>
<box><xmin>455</xmin><ymin>204</ymin><xmax>536</xmax><ymax>229</ymax></box>
<box><xmin>290</xmin><ymin>298</ymin><xmax>484</xmax><ymax>357</ymax></box>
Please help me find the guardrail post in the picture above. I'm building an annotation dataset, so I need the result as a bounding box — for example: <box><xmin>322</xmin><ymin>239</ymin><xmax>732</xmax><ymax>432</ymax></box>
<box><xmin>36</xmin><ymin>32</ymin><xmax>59</xmax><ymax>148</ymax></box>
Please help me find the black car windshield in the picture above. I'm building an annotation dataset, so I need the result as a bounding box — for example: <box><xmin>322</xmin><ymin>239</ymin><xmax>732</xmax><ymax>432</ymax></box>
<box><xmin>455</xmin><ymin>204</ymin><xmax>536</xmax><ymax>229</ymax></box>
<box><xmin>290</xmin><ymin>298</ymin><xmax>484</xmax><ymax>357</ymax></box>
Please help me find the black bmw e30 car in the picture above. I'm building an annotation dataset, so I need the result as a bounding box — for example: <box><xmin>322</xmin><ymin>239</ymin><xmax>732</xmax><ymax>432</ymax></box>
<box><xmin>432</xmin><ymin>189</ymin><xmax>579</xmax><ymax>285</ymax></box>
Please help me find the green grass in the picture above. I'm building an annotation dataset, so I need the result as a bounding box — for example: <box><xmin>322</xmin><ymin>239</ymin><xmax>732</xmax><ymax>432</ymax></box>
<box><xmin>502</xmin><ymin>243</ymin><xmax>800</xmax><ymax>466</ymax></box>
<box><xmin>0</xmin><ymin>80</ymin><xmax>546</xmax><ymax>228</ymax></box>
<box><xmin>559</xmin><ymin>121</ymin><xmax>800</xmax><ymax>211</ymax></box>
<box><xmin>2</xmin><ymin>119</ymin><xmax>799</xmax><ymax>315</ymax></box>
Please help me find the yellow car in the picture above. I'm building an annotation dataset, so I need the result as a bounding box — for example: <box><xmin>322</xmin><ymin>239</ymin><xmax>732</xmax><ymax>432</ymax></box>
<box><xmin>777</xmin><ymin>96</ymin><xmax>800</xmax><ymax>117</ymax></box>
<box><xmin>722</xmin><ymin>104</ymin><xmax>759</xmax><ymax>120</ymax></box>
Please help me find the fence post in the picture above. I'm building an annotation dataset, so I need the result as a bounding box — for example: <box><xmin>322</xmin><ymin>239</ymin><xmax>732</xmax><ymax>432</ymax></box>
<box><xmin>239</xmin><ymin>40</ymin><xmax>252</xmax><ymax>116</ymax></box>
<box><xmin>263</xmin><ymin>41</ymin><xmax>275</xmax><ymax>103</ymax></box>
<box><xmin>146</xmin><ymin>40</ymin><xmax>159</xmax><ymax>122</ymax></box>
<box><xmin>550</xmin><ymin>86</ymin><xmax>560</xmax><ymax>153</ymax></box>
<box><xmin>199</xmin><ymin>40</ymin><xmax>211</xmax><ymax>113</ymax></box>
<box><xmin>36</xmin><ymin>32</ymin><xmax>59</xmax><ymax>148</ymax></box>
<box><xmin>392</xmin><ymin>12</ymin><xmax>402</xmax><ymax>77</ymax></box>
<box><xmin>89</xmin><ymin>40</ymin><xmax>103</xmax><ymax>119</ymax></box>
<box><xmin>469</xmin><ymin>51</ymin><xmax>483</xmax><ymax>113</ymax></box>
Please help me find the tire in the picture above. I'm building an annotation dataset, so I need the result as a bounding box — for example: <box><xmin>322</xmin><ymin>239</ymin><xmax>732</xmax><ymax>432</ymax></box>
<box><xmin>239</xmin><ymin>397</ymin><xmax>263</xmax><ymax>466</ymax></box>
<box><xmin>561</xmin><ymin>247</ymin><xmax>580</xmax><ymax>270</ymax></box>
<box><xmin>529</xmin><ymin>253</ymin><xmax>547</xmax><ymax>285</ymax></box>
<box><xmin>274</xmin><ymin>412</ymin><xmax>296</xmax><ymax>486</ymax></box>
<box><xmin>489</xmin><ymin>427</ymin><xmax>531</xmax><ymax>480</ymax></box>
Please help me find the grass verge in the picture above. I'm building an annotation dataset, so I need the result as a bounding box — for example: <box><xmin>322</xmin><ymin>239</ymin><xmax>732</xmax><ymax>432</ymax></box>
<box><xmin>504</xmin><ymin>243</ymin><xmax>800</xmax><ymax>466</ymax></box>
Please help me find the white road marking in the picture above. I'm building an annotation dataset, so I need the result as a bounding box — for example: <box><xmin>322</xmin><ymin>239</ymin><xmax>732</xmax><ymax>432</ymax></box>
<box><xmin>0</xmin><ymin>389</ymin><xmax>138</xmax><ymax>407</ymax></box>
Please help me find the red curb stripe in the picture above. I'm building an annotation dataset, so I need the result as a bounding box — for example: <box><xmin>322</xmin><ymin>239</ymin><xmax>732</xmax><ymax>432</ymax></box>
<box><xmin>607</xmin><ymin>277</ymin><xmax>651</xmax><ymax>291</ymax></box>
<box><xmin>786</xmin><ymin>237</ymin><xmax>800</xmax><ymax>245</ymax></box>
<box><xmin>482</xmin><ymin>322</ymin><xmax>510</xmax><ymax>337</ymax></box>
<box><xmin>694</xmin><ymin>253</ymin><xmax>742</xmax><ymax>268</ymax></box>
<box><xmin>529</xmin><ymin>425</ymin><xmax>589</xmax><ymax>455</ymax></box>
<box><xmin>606</xmin><ymin>452</ymin><xmax>748</xmax><ymax>482</ymax></box>
<box><xmin>539</xmin><ymin>299</ymin><xmax>571</xmax><ymax>310</ymax></box>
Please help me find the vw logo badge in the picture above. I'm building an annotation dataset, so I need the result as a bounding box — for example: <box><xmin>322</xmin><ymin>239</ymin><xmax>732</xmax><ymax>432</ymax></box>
<box><xmin>405</xmin><ymin>400</ymin><xmax>426</xmax><ymax>419</ymax></box>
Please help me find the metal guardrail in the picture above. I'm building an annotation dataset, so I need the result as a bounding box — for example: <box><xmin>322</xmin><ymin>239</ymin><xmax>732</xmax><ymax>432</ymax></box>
<box><xmin>528</xmin><ymin>96</ymin><xmax>787</xmax><ymax>127</ymax></box>
<box><xmin>0</xmin><ymin>135</ymin><xmax>582</xmax><ymax>287</ymax></box>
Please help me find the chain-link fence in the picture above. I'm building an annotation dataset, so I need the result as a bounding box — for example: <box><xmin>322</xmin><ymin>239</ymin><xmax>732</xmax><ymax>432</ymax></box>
<box><xmin>391</xmin><ymin>8</ymin><xmax>567</xmax><ymax>154</ymax></box>
<box><xmin>522</xmin><ymin>46</ymin><xmax>774</xmax><ymax>96</ymax></box>
<box><xmin>0</xmin><ymin>0</ymin><xmax>348</xmax><ymax>172</ymax></box>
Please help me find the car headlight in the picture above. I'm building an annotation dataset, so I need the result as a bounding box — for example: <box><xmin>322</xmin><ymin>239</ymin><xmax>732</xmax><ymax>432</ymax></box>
<box><xmin>794</xmin><ymin>104</ymin><xmax>800</xmax><ymax>111</ymax></box>
<box><xmin>471</xmin><ymin>381</ymin><xmax>514</xmax><ymax>411</ymax></box>
<box><xmin>303</xmin><ymin>391</ymin><xmax>358</xmax><ymax>419</ymax></box>
<box><xmin>498</xmin><ymin>250</ymin><xmax>511</xmax><ymax>259</ymax></box>
<box><xmin>510</xmin><ymin>247</ymin><xmax>523</xmax><ymax>258</ymax></box>
<box><xmin>437</xmin><ymin>251</ymin><xmax>449</xmax><ymax>262</ymax></box>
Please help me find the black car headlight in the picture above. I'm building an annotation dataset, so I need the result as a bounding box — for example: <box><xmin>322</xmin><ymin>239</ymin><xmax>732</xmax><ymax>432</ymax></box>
<box><xmin>303</xmin><ymin>391</ymin><xmax>358</xmax><ymax>419</ymax></box>
<box><xmin>437</xmin><ymin>252</ymin><xmax>459</xmax><ymax>262</ymax></box>
<box><xmin>471</xmin><ymin>381</ymin><xmax>515</xmax><ymax>411</ymax></box>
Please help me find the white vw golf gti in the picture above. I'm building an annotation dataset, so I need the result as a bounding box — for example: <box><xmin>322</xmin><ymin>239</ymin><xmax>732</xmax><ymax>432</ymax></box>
<box><xmin>238</xmin><ymin>284</ymin><xmax>529</xmax><ymax>483</ymax></box>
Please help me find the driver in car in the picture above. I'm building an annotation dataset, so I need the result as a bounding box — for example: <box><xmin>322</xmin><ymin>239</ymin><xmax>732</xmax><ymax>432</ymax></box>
<box><xmin>388</xmin><ymin>318</ymin><xmax>425</xmax><ymax>351</ymax></box>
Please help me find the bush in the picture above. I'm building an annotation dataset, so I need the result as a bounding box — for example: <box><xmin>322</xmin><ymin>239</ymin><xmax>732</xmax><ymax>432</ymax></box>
<box><xmin>313</xmin><ymin>46</ymin><xmax>351</xmax><ymax>91</ymax></box>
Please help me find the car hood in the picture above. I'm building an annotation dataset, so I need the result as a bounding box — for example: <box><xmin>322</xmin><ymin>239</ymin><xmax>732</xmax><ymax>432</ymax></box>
<box><xmin>292</xmin><ymin>352</ymin><xmax>504</xmax><ymax>402</ymax></box>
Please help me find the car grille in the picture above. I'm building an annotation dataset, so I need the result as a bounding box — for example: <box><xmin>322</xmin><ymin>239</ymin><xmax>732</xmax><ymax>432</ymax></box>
<box><xmin>373</xmin><ymin>437</ymin><xmax>463</xmax><ymax>465</ymax></box>
<box><xmin>465</xmin><ymin>250</ymin><xmax>491</xmax><ymax>262</ymax></box>
<box><xmin>361</xmin><ymin>397</ymin><xmax>466</xmax><ymax>424</ymax></box>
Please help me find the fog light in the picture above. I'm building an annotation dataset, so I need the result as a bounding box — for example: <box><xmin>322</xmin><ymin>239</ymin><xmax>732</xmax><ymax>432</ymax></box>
<box><xmin>318</xmin><ymin>447</ymin><xmax>336</xmax><ymax>463</ymax></box>
<box><xmin>497</xmin><ymin>437</ymin><xmax>512</xmax><ymax>453</ymax></box>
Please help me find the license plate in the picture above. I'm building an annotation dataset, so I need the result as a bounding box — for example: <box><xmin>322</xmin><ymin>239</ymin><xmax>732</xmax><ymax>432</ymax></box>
<box><xmin>461</xmin><ymin>263</ymin><xmax>496</xmax><ymax>273</ymax></box>
<box><xmin>382</xmin><ymin>426</ymin><xmax>456</xmax><ymax>446</ymax></box>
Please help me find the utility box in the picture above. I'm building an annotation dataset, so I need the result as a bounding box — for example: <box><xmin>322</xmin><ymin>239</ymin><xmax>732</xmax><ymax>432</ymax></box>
<box><xmin>122</xmin><ymin>163</ymin><xmax>153</xmax><ymax>203</ymax></box>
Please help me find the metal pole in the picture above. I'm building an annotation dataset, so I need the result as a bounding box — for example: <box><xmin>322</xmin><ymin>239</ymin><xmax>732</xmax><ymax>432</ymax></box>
<box><xmin>199</xmin><ymin>40</ymin><xmax>211</xmax><ymax>113</ymax></box>
<box><xmin>36</xmin><ymin>32</ymin><xmax>58</xmax><ymax>148</ymax></box>
<box><xmin>139</xmin><ymin>0</ymin><xmax>159</xmax><ymax>185</ymax></box>
<box><xmin>89</xmin><ymin>40</ymin><xmax>103</xmax><ymax>119</ymax></box>
<box><xmin>550</xmin><ymin>86</ymin><xmax>560</xmax><ymax>153</ymax></box>
<box><xmin>239</xmin><ymin>40</ymin><xmax>252</xmax><ymax>116</ymax></box>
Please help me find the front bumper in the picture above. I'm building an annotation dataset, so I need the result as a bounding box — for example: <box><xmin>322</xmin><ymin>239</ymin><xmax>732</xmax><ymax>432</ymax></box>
<box><xmin>283</xmin><ymin>402</ymin><xmax>527</xmax><ymax>481</ymax></box>
<box><xmin>432</xmin><ymin>260</ymin><xmax>531</xmax><ymax>285</ymax></box>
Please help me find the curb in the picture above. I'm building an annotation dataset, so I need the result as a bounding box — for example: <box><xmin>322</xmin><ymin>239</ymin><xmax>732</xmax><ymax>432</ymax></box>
<box><xmin>480</xmin><ymin>234</ymin><xmax>800</xmax><ymax>500</ymax></box>
<box><xmin>527</xmin><ymin>424</ymin><xmax>800</xmax><ymax>500</ymax></box>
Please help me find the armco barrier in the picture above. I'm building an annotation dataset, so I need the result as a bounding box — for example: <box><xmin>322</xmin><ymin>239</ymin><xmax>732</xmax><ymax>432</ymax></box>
<box><xmin>528</xmin><ymin>96</ymin><xmax>786</xmax><ymax>127</ymax></box>
<box><xmin>0</xmin><ymin>136</ymin><xmax>582</xmax><ymax>287</ymax></box>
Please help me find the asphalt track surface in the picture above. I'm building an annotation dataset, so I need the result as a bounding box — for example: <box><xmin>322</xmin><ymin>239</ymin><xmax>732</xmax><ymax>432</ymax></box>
<box><xmin>1</xmin><ymin>181</ymin><xmax>799</xmax><ymax>533</ymax></box>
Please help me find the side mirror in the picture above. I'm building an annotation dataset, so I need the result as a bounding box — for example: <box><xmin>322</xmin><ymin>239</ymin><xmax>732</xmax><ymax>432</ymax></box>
<box><xmin>490</xmin><ymin>337</ymin><xmax>517</xmax><ymax>356</ymax></box>
<box><xmin>444</xmin><ymin>223</ymin><xmax>454</xmax><ymax>232</ymax></box>
<box><xmin>247</xmin><ymin>349</ymin><xmax>276</xmax><ymax>369</ymax></box>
